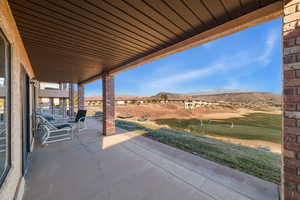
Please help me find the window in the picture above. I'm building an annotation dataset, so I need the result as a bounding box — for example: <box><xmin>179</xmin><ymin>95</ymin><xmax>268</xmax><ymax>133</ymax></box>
<box><xmin>39</xmin><ymin>82</ymin><xmax>59</xmax><ymax>89</ymax></box>
<box><xmin>0</xmin><ymin>30</ymin><xmax>10</xmax><ymax>186</ymax></box>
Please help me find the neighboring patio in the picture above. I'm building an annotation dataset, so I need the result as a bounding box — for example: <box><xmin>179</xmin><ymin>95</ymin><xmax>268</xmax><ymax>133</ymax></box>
<box><xmin>23</xmin><ymin>118</ymin><xmax>278</xmax><ymax>200</ymax></box>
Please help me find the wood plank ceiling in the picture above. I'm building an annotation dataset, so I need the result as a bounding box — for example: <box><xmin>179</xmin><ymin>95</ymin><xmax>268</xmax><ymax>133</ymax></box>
<box><xmin>8</xmin><ymin>0</ymin><xmax>279</xmax><ymax>83</ymax></box>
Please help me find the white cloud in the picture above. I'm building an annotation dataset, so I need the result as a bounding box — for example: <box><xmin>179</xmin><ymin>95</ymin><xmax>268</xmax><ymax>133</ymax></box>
<box><xmin>149</xmin><ymin>63</ymin><xmax>224</xmax><ymax>89</ymax></box>
<box><xmin>140</xmin><ymin>27</ymin><xmax>279</xmax><ymax>93</ymax></box>
<box><xmin>257</xmin><ymin>28</ymin><xmax>279</xmax><ymax>65</ymax></box>
<box><xmin>147</xmin><ymin>51</ymin><xmax>252</xmax><ymax>90</ymax></box>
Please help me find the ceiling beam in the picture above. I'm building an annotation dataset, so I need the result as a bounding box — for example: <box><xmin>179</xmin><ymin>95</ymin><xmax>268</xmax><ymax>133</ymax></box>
<box><xmin>1</xmin><ymin>0</ymin><xmax>35</xmax><ymax>78</ymax></box>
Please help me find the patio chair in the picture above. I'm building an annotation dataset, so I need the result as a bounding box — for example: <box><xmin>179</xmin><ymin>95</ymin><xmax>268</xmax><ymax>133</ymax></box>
<box><xmin>37</xmin><ymin>110</ymin><xmax>87</xmax><ymax>140</ymax></box>
<box><xmin>38</xmin><ymin>115</ymin><xmax>73</xmax><ymax>144</ymax></box>
<box><xmin>38</xmin><ymin>109</ymin><xmax>86</xmax><ymax>124</ymax></box>
<box><xmin>68</xmin><ymin>110</ymin><xmax>87</xmax><ymax>132</ymax></box>
<box><xmin>40</xmin><ymin>124</ymin><xmax>72</xmax><ymax>144</ymax></box>
<box><xmin>94</xmin><ymin>111</ymin><xmax>103</xmax><ymax>120</ymax></box>
<box><xmin>38</xmin><ymin>113</ymin><xmax>69</xmax><ymax>124</ymax></box>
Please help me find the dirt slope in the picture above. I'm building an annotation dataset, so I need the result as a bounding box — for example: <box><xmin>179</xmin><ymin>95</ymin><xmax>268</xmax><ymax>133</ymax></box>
<box><xmin>116</xmin><ymin>103</ymin><xmax>238</xmax><ymax>120</ymax></box>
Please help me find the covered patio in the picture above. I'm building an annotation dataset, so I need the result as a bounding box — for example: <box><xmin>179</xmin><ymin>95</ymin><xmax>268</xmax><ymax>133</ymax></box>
<box><xmin>0</xmin><ymin>0</ymin><xmax>298</xmax><ymax>199</ymax></box>
<box><xmin>24</xmin><ymin>118</ymin><xmax>277</xmax><ymax>200</ymax></box>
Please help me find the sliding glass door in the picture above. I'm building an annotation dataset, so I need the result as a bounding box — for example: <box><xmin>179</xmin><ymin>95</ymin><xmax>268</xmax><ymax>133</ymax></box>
<box><xmin>21</xmin><ymin>68</ymin><xmax>30</xmax><ymax>175</ymax></box>
<box><xmin>0</xmin><ymin>30</ymin><xmax>11</xmax><ymax>186</ymax></box>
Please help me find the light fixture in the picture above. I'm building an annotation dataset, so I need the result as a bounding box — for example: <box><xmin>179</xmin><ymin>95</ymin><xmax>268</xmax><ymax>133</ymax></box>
<box><xmin>30</xmin><ymin>77</ymin><xmax>38</xmax><ymax>87</ymax></box>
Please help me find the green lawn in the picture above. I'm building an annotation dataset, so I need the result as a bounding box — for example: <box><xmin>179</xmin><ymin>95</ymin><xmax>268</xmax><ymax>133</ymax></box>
<box><xmin>116</xmin><ymin>120</ymin><xmax>281</xmax><ymax>184</ymax></box>
<box><xmin>155</xmin><ymin>113</ymin><xmax>282</xmax><ymax>144</ymax></box>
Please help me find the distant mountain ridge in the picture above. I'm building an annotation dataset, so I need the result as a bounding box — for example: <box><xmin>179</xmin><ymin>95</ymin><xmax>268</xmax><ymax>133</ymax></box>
<box><xmin>85</xmin><ymin>94</ymin><xmax>142</xmax><ymax>100</ymax></box>
<box><xmin>151</xmin><ymin>90</ymin><xmax>281</xmax><ymax>105</ymax></box>
<box><xmin>192</xmin><ymin>92</ymin><xmax>281</xmax><ymax>105</ymax></box>
<box><xmin>188</xmin><ymin>89</ymin><xmax>251</xmax><ymax>96</ymax></box>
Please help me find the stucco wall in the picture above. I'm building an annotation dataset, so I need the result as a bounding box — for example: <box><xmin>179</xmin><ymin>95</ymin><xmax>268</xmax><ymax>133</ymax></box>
<box><xmin>0</xmin><ymin>1</ymin><xmax>35</xmax><ymax>200</ymax></box>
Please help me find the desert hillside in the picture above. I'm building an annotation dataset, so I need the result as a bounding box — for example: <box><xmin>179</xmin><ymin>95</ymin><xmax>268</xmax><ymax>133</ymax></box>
<box><xmin>192</xmin><ymin>92</ymin><xmax>281</xmax><ymax>105</ymax></box>
<box><xmin>152</xmin><ymin>91</ymin><xmax>281</xmax><ymax>105</ymax></box>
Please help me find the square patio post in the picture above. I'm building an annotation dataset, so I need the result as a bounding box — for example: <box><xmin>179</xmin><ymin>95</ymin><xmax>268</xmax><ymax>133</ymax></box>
<box><xmin>283</xmin><ymin>1</ymin><xmax>300</xmax><ymax>199</ymax></box>
<box><xmin>35</xmin><ymin>81</ymin><xmax>40</xmax><ymax>112</ymax></box>
<box><xmin>62</xmin><ymin>83</ymin><xmax>67</xmax><ymax>118</ymax></box>
<box><xmin>61</xmin><ymin>98</ymin><xmax>67</xmax><ymax>118</ymax></box>
<box><xmin>78</xmin><ymin>83</ymin><xmax>85</xmax><ymax>110</ymax></box>
<box><xmin>33</xmin><ymin>81</ymin><xmax>39</xmax><ymax>135</ymax></box>
<box><xmin>59</xmin><ymin>83</ymin><xmax>67</xmax><ymax>117</ymax></box>
<box><xmin>69</xmin><ymin>83</ymin><xmax>75</xmax><ymax>117</ymax></box>
<box><xmin>49</xmin><ymin>97</ymin><xmax>54</xmax><ymax>116</ymax></box>
<box><xmin>102</xmin><ymin>72</ymin><xmax>115</xmax><ymax>136</ymax></box>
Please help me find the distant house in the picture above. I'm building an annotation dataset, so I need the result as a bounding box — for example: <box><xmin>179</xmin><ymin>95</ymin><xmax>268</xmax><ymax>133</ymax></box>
<box><xmin>85</xmin><ymin>95</ymin><xmax>147</xmax><ymax>106</ymax></box>
<box><xmin>116</xmin><ymin>100</ymin><xmax>126</xmax><ymax>105</ymax></box>
<box><xmin>85</xmin><ymin>95</ymin><xmax>220</xmax><ymax>109</ymax></box>
<box><xmin>85</xmin><ymin>96</ymin><xmax>103</xmax><ymax>106</ymax></box>
<box><xmin>184</xmin><ymin>100</ymin><xmax>218</xmax><ymax>109</ymax></box>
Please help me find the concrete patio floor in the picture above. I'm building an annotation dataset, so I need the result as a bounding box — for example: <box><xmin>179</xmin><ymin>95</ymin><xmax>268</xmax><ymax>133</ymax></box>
<box><xmin>23</xmin><ymin>118</ymin><xmax>278</xmax><ymax>200</ymax></box>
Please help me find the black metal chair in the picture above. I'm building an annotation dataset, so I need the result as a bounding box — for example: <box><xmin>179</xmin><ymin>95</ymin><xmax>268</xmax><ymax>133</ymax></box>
<box><xmin>68</xmin><ymin>110</ymin><xmax>87</xmax><ymax>132</ymax></box>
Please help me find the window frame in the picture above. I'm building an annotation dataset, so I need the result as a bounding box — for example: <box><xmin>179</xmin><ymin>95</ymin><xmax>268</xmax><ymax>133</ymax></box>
<box><xmin>0</xmin><ymin>28</ymin><xmax>11</xmax><ymax>187</ymax></box>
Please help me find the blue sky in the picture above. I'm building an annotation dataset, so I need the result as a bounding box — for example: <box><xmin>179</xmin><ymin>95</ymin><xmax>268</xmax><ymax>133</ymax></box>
<box><xmin>85</xmin><ymin>18</ymin><xmax>282</xmax><ymax>97</ymax></box>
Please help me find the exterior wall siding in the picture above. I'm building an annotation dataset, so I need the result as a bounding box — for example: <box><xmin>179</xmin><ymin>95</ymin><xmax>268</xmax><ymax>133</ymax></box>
<box><xmin>0</xmin><ymin>1</ymin><xmax>35</xmax><ymax>200</ymax></box>
<box><xmin>283</xmin><ymin>1</ymin><xmax>300</xmax><ymax>199</ymax></box>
